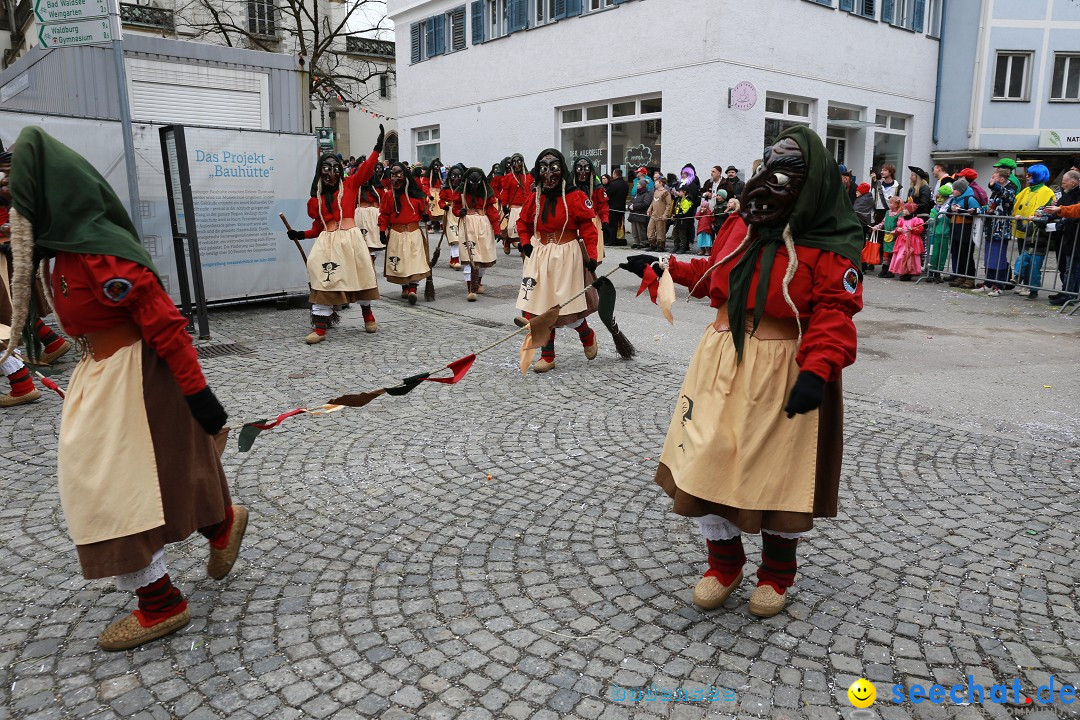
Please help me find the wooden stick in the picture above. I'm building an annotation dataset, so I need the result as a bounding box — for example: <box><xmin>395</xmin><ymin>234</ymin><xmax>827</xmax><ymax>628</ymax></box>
<box><xmin>279</xmin><ymin>212</ymin><xmax>307</xmax><ymax>264</ymax></box>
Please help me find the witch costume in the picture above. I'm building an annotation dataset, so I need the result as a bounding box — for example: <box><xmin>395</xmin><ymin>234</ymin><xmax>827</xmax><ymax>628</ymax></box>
<box><xmin>2</xmin><ymin>126</ymin><xmax>247</xmax><ymax>650</ymax></box>
<box><xmin>451</xmin><ymin>168</ymin><xmax>501</xmax><ymax>301</ymax></box>
<box><xmin>623</xmin><ymin>127</ymin><xmax>863</xmax><ymax>617</ymax></box>
<box><xmin>515</xmin><ymin>149</ymin><xmax>600</xmax><ymax>373</ymax></box>
<box><xmin>379</xmin><ymin>161</ymin><xmax>432</xmax><ymax>304</ymax></box>
<box><xmin>289</xmin><ymin>127</ymin><xmax>384</xmax><ymax>343</ymax></box>
<box><xmin>573</xmin><ymin>157</ymin><xmax>610</xmax><ymax>265</ymax></box>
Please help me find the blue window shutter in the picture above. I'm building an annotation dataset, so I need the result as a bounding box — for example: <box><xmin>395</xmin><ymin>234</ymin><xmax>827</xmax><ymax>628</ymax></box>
<box><xmin>425</xmin><ymin>19</ymin><xmax>436</xmax><ymax>57</ymax></box>
<box><xmin>554</xmin><ymin>0</ymin><xmax>566</xmax><ymax>19</ymax></box>
<box><xmin>411</xmin><ymin>22</ymin><xmax>422</xmax><ymax>62</ymax></box>
<box><xmin>912</xmin><ymin>0</ymin><xmax>925</xmax><ymax>31</ymax></box>
<box><xmin>882</xmin><ymin>0</ymin><xmax>895</xmax><ymax>23</ymax></box>
<box><xmin>565</xmin><ymin>0</ymin><xmax>581</xmax><ymax>15</ymax></box>
<box><xmin>434</xmin><ymin>14</ymin><xmax>446</xmax><ymax>54</ymax></box>
<box><xmin>839</xmin><ymin>0</ymin><xmax>854</xmax><ymax>10</ymax></box>
<box><xmin>471</xmin><ymin>0</ymin><xmax>485</xmax><ymax>43</ymax></box>
<box><xmin>508</xmin><ymin>0</ymin><xmax>528</xmax><ymax>32</ymax></box>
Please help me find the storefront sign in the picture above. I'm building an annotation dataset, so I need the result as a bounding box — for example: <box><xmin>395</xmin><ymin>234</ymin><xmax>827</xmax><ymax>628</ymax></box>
<box><xmin>624</xmin><ymin>144</ymin><xmax>654</xmax><ymax>170</ymax></box>
<box><xmin>1038</xmin><ymin>129</ymin><xmax>1080</xmax><ymax>149</ymax></box>
<box><xmin>729</xmin><ymin>81</ymin><xmax>757</xmax><ymax>111</ymax></box>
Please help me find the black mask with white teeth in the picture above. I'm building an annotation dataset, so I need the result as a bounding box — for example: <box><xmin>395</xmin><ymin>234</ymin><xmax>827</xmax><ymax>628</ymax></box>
<box><xmin>740</xmin><ymin>138</ymin><xmax>807</xmax><ymax>227</ymax></box>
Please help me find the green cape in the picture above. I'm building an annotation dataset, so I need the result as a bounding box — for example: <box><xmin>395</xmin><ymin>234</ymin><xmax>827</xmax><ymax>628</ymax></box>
<box><xmin>10</xmin><ymin>126</ymin><xmax>157</xmax><ymax>275</ymax></box>
<box><xmin>725</xmin><ymin>125</ymin><xmax>863</xmax><ymax>361</ymax></box>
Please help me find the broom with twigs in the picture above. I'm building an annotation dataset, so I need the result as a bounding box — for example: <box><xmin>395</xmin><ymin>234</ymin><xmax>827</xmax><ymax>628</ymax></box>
<box><xmin>423</xmin><ymin>224</ymin><xmax>442</xmax><ymax>301</ymax></box>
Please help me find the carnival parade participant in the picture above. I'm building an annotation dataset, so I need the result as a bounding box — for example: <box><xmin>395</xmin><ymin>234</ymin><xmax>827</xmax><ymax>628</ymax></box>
<box><xmin>354</xmin><ymin>161</ymin><xmax>386</xmax><ymax>267</ymax></box>
<box><xmin>500</xmin><ymin>153</ymin><xmax>533</xmax><ymax>255</ymax></box>
<box><xmin>2</xmin><ymin>126</ymin><xmax>247</xmax><ymax>649</ymax></box>
<box><xmin>572</xmin><ymin>157</ymin><xmax>610</xmax><ymax>264</ymax></box>
<box><xmin>426</xmin><ymin>158</ymin><xmax>444</xmax><ymax>233</ymax></box>
<box><xmin>888</xmin><ymin>202</ymin><xmax>925</xmax><ymax>281</ymax></box>
<box><xmin>287</xmin><ymin>127</ymin><xmax>385</xmax><ymax>342</ymax></box>
<box><xmin>622</xmin><ymin>127</ymin><xmax>863</xmax><ymax>618</ymax></box>
<box><xmin>439</xmin><ymin>164</ymin><xmax>467</xmax><ymax>271</ymax></box>
<box><xmin>451</xmin><ymin>167</ymin><xmax>501</xmax><ymax>302</ymax></box>
<box><xmin>379</xmin><ymin>161</ymin><xmax>432</xmax><ymax>305</ymax></box>
<box><xmin>515</xmin><ymin>148</ymin><xmax>600</xmax><ymax>373</ymax></box>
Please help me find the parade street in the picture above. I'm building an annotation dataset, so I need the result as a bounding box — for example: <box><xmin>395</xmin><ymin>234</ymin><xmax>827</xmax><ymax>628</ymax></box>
<box><xmin>1</xmin><ymin>247</ymin><xmax>1078</xmax><ymax>720</ymax></box>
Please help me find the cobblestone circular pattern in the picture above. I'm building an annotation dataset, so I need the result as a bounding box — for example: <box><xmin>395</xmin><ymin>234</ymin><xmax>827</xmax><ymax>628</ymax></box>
<box><xmin>1</xmin><ymin>299</ymin><xmax>1077</xmax><ymax>720</ymax></box>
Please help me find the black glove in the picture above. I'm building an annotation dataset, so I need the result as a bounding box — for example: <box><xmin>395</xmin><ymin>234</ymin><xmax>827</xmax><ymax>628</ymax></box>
<box><xmin>185</xmin><ymin>387</ymin><xmax>228</xmax><ymax>435</ymax></box>
<box><xmin>373</xmin><ymin>124</ymin><xmax>385</xmax><ymax>153</ymax></box>
<box><xmin>601</xmin><ymin>222</ymin><xmax>610</xmax><ymax>236</ymax></box>
<box><xmin>456</xmin><ymin>207</ymin><xmax>468</xmax><ymax>218</ymax></box>
<box><xmin>520</xmin><ymin>243</ymin><xmax>533</xmax><ymax>258</ymax></box>
<box><xmin>784</xmin><ymin>371</ymin><xmax>825</xmax><ymax>418</ymax></box>
<box><xmin>380</xmin><ymin>230</ymin><xmax>389</xmax><ymax>245</ymax></box>
<box><xmin>584</xmin><ymin>258</ymin><xmax>598</xmax><ymax>273</ymax></box>
<box><xmin>287</xmin><ymin>229</ymin><xmax>305</xmax><ymax>241</ymax></box>
<box><xmin>619</xmin><ymin>254</ymin><xmax>660</xmax><ymax>278</ymax></box>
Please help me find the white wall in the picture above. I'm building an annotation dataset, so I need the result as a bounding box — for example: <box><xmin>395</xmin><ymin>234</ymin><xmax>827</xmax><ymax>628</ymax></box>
<box><xmin>389</xmin><ymin>0</ymin><xmax>939</xmax><ymax>182</ymax></box>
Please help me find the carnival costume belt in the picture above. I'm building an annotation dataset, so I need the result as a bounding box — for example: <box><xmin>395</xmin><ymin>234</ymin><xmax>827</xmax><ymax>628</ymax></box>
<box><xmin>358</xmin><ymin>202</ymin><xmax>379</xmax><ymax>208</ymax></box>
<box><xmin>391</xmin><ymin>222</ymin><xmax>421</xmax><ymax>232</ymax></box>
<box><xmin>467</xmin><ymin>210</ymin><xmax>486</xmax><ymax>216</ymax></box>
<box><xmin>537</xmin><ymin>231</ymin><xmax>577</xmax><ymax>246</ymax></box>
<box><xmin>81</xmin><ymin>321</ymin><xmax>142</xmax><ymax>361</ymax></box>
<box><xmin>712</xmin><ymin>304</ymin><xmax>803</xmax><ymax>341</ymax></box>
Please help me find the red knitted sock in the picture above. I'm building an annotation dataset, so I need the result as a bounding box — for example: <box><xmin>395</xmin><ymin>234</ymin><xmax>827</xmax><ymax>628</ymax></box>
<box><xmin>199</xmin><ymin>505</ymin><xmax>234</xmax><ymax>550</ymax></box>
<box><xmin>705</xmin><ymin>536</ymin><xmax>746</xmax><ymax>586</ymax></box>
<box><xmin>134</xmin><ymin>574</ymin><xmax>187</xmax><ymax>627</ymax></box>
<box><xmin>6</xmin><ymin>367</ymin><xmax>35</xmax><ymax>397</ymax></box>
<box><xmin>756</xmin><ymin>532</ymin><xmax>798</xmax><ymax>594</ymax></box>
<box><xmin>34</xmin><ymin>320</ymin><xmax>65</xmax><ymax>354</ymax></box>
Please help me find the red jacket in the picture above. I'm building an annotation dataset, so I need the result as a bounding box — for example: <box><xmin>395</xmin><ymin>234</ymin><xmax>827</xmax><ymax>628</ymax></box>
<box><xmin>378</xmin><ymin>190</ymin><xmax>429</xmax><ymax>231</ymax></box>
<box><xmin>500</xmin><ymin>173</ymin><xmax>533</xmax><ymax>207</ymax></box>
<box><xmin>302</xmin><ymin>153</ymin><xmax>379</xmax><ymax>238</ymax></box>
<box><xmin>438</xmin><ymin>187</ymin><xmax>460</xmax><ymax>211</ymax></box>
<box><xmin>452</xmin><ymin>194</ymin><xmax>501</xmax><ymax>236</ymax></box>
<box><xmin>695</xmin><ymin>207</ymin><xmax>714</xmax><ymax>235</ymax></box>
<box><xmin>667</xmin><ymin>215</ymin><xmax>862</xmax><ymax>383</ymax></box>
<box><xmin>589</xmin><ymin>186</ymin><xmax>609</xmax><ymax>224</ymax></box>
<box><xmin>517</xmin><ymin>188</ymin><xmax>599</xmax><ymax>261</ymax></box>
<box><xmin>49</xmin><ymin>252</ymin><xmax>206</xmax><ymax>395</ymax></box>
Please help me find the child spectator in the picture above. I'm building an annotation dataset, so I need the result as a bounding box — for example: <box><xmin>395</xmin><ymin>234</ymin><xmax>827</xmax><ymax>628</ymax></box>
<box><xmin>871</xmin><ymin>195</ymin><xmax>904</xmax><ymax>278</ymax></box>
<box><xmin>647</xmin><ymin>175</ymin><xmax>672</xmax><ymax>251</ymax></box>
<box><xmin>926</xmin><ymin>183</ymin><xmax>953</xmax><ymax>283</ymax></box>
<box><xmin>694</xmin><ymin>199</ymin><xmax>714</xmax><ymax>256</ymax></box>
<box><xmin>854</xmin><ymin>182</ymin><xmax>876</xmax><ymax>271</ymax></box>
<box><xmin>977</xmin><ymin>169</ymin><xmax>1016</xmax><ymax>296</ymax></box>
<box><xmin>889</xmin><ymin>202</ymin><xmax>925</xmax><ymax>281</ymax></box>
<box><xmin>945</xmin><ymin>177</ymin><xmax>981</xmax><ymax>288</ymax></box>
<box><xmin>1012</xmin><ymin>164</ymin><xmax>1056</xmax><ymax>299</ymax></box>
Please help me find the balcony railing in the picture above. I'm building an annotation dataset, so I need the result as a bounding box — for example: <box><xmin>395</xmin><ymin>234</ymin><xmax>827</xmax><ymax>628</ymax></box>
<box><xmin>345</xmin><ymin>37</ymin><xmax>395</xmax><ymax>58</ymax></box>
<box><xmin>120</xmin><ymin>3</ymin><xmax>175</xmax><ymax>30</ymax></box>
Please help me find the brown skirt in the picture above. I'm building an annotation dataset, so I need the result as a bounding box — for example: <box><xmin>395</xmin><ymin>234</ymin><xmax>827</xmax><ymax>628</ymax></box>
<box><xmin>654</xmin><ymin>327</ymin><xmax>843</xmax><ymax>534</ymax></box>
<box><xmin>309</xmin><ymin>289</ymin><xmax>379</xmax><ymax>305</ymax></box>
<box><xmin>74</xmin><ymin>344</ymin><xmax>231</xmax><ymax>578</ymax></box>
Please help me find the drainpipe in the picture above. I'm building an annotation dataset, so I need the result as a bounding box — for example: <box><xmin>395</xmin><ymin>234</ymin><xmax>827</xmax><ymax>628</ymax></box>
<box><xmin>967</xmin><ymin>0</ymin><xmax>990</xmax><ymax>141</ymax></box>
<box><xmin>932</xmin><ymin>0</ymin><xmax>948</xmax><ymax>144</ymax></box>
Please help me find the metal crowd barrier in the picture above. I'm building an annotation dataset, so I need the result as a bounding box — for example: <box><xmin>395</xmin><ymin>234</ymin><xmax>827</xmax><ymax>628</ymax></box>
<box><xmin>904</xmin><ymin>209</ymin><xmax>1080</xmax><ymax>315</ymax></box>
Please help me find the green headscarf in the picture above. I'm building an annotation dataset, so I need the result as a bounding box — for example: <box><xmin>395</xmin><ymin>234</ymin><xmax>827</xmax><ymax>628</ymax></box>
<box><xmin>9</xmin><ymin>126</ymin><xmax>157</xmax><ymax>275</ymax></box>
<box><xmin>725</xmin><ymin>125</ymin><xmax>862</xmax><ymax>361</ymax></box>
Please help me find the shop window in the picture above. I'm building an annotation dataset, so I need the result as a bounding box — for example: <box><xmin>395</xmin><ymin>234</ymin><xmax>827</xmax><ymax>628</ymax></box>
<box><xmin>764</xmin><ymin>93</ymin><xmax>813</xmax><ymax>151</ymax></box>
<box><xmin>416</xmin><ymin>126</ymin><xmax>440</xmax><ymax>167</ymax></box>
<box><xmin>872</xmin><ymin>111</ymin><xmax>908</xmax><ymax>174</ymax></box>
<box><xmin>558</xmin><ymin>95</ymin><xmax>662</xmax><ymax>173</ymax></box>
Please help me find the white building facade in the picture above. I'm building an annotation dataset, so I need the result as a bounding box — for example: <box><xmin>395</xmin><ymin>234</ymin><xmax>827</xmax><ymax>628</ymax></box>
<box><xmin>935</xmin><ymin>0</ymin><xmax>1080</xmax><ymax>181</ymax></box>
<box><xmin>389</xmin><ymin>0</ymin><xmax>942</xmax><ymax>184</ymax></box>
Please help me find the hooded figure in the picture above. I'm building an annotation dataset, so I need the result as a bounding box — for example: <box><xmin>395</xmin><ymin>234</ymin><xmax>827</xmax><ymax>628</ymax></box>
<box><xmin>291</xmin><ymin>126</ymin><xmax>385</xmax><ymax>340</ymax></box>
<box><xmin>2</xmin><ymin>126</ymin><xmax>247</xmax><ymax>650</ymax></box>
<box><xmin>500</xmin><ymin>153</ymin><xmax>533</xmax><ymax>253</ymax></box>
<box><xmin>515</xmin><ymin>148</ymin><xmax>601</xmax><ymax>372</ymax></box>
<box><xmin>439</xmin><ymin>163</ymin><xmax>468</xmax><ymax>267</ymax></box>
<box><xmin>573</xmin><ymin>157</ymin><xmax>610</xmax><ymax>264</ymax></box>
<box><xmin>426</xmin><ymin>157</ymin><xmax>445</xmax><ymax>226</ymax></box>
<box><xmin>1012</xmin><ymin>163</ymin><xmax>1056</xmax><ymax>297</ymax></box>
<box><xmin>378</xmin><ymin>160</ymin><xmax>432</xmax><ymax>303</ymax></box>
<box><xmin>452</xmin><ymin>167</ymin><xmax>501</xmax><ymax>301</ymax></box>
<box><xmin>621</xmin><ymin>126</ymin><xmax>864</xmax><ymax>619</ymax></box>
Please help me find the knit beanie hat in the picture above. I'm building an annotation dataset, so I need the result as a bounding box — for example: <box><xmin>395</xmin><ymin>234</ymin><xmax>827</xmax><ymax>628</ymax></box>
<box><xmin>937</xmin><ymin>183</ymin><xmax>953</xmax><ymax>197</ymax></box>
<box><xmin>952</xmin><ymin>177</ymin><xmax>969</xmax><ymax>194</ymax></box>
<box><xmin>857</xmin><ymin>182</ymin><xmax>871</xmax><ymax>195</ymax></box>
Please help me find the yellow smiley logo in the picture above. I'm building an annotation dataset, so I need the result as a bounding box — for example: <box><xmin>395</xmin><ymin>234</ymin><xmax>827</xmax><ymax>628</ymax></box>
<box><xmin>847</xmin><ymin>678</ymin><xmax>876</xmax><ymax>708</ymax></box>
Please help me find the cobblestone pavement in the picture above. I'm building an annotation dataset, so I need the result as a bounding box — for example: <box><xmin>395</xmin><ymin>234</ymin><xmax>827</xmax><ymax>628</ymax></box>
<box><xmin>1</xmin><ymin>249</ymin><xmax>1078</xmax><ymax>720</ymax></box>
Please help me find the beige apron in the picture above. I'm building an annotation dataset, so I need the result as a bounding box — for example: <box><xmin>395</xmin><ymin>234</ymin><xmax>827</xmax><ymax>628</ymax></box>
<box><xmin>516</xmin><ymin>240</ymin><xmax>588</xmax><ymax>317</ymax></box>
<box><xmin>460</xmin><ymin>213</ymin><xmax>498</xmax><ymax>267</ymax></box>
<box><xmin>659</xmin><ymin>326</ymin><xmax>819</xmax><ymax>513</ymax></box>
<box><xmin>308</xmin><ymin>227</ymin><xmax>378</xmax><ymax>292</ymax></box>
<box><xmin>58</xmin><ymin>341</ymin><xmax>164</xmax><ymax>545</ymax></box>
<box><xmin>384</xmin><ymin>228</ymin><xmax>431</xmax><ymax>284</ymax></box>
<box><xmin>591</xmin><ymin>216</ymin><xmax>606</xmax><ymax>264</ymax></box>
<box><xmin>444</xmin><ymin>213</ymin><xmax>462</xmax><ymax>246</ymax></box>
<box><xmin>429</xmin><ymin>188</ymin><xmax>445</xmax><ymax>218</ymax></box>
<box><xmin>355</xmin><ymin>207</ymin><xmax>384</xmax><ymax>250</ymax></box>
<box><xmin>507</xmin><ymin>206</ymin><xmax>523</xmax><ymax>239</ymax></box>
